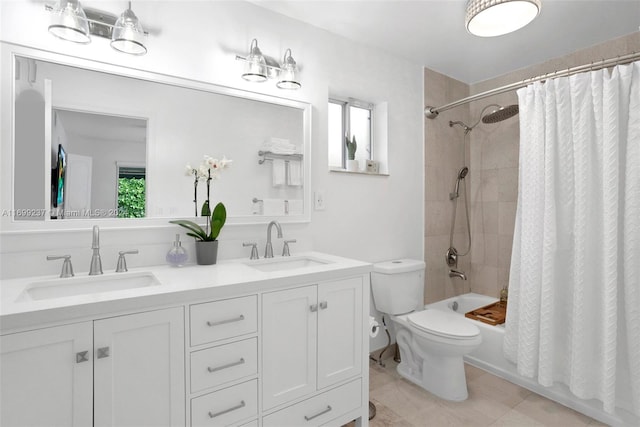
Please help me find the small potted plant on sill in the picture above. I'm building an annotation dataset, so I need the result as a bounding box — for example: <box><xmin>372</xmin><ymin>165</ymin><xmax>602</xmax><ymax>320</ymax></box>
<box><xmin>171</xmin><ymin>155</ymin><xmax>231</xmax><ymax>265</ymax></box>
<box><xmin>345</xmin><ymin>134</ymin><xmax>358</xmax><ymax>171</ymax></box>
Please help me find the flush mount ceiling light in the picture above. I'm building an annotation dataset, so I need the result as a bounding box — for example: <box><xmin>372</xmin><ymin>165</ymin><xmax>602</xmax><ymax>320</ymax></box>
<box><xmin>466</xmin><ymin>0</ymin><xmax>541</xmax><ymax>37</ymax></box>
<box><xmin>277</xmin><ymin>49</ymin><xmax>302</xmax><ymax>90</ymax></box>
<box><xmin>236</xmin><ymin>40</ymin><xmax>302</xmax><ymax>90</ymax></box>
<box><xmin>45</xmin><ymin>1</ymin><xmax>148</xmax><ymax>55</ymax></box>
<box><xmin>47</xmin><ymin>0</ymin><xmax>90</xmax><ymax>44</ymax></box>
<box><xmin>110</xmin><ymin>3</ymin><xmax>147</xmax><ymax>55</ymax></box>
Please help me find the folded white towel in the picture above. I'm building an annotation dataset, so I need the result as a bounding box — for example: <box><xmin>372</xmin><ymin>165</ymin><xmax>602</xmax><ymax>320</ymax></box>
<box><xmin>287</xmin><ymin>160</ymin><xmax>302</xmax><ymax>186</ymax></box>
<box><xmin>263</xmin><ymin>199</ymin><xmax>285</xmax><ymax>216</ymax></box>
<box><xmin>262</xmin><ymin>137</ymin><xmax>298</xmax><ymax>155</ymax></box>
<box><xmin>272</xmin><ymin>159</ymin><xmax>285</xmax><ymax>187</ymax></box>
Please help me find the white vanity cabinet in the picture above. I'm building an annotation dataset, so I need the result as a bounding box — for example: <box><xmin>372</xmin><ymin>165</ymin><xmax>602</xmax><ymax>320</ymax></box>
<box><xmin>261</xmin><ymin>276</ymin><xmax>364</xmax><ymax>423</ymax></box>
<box><xmin>0</xmin><ymin>307</ymin><xmax>185</xmax><ymax>427</ymax></box>
<box><xmin>0</xmin><ymin>322</ymin><xmax>93</xmax><ymax>426</ymax></box>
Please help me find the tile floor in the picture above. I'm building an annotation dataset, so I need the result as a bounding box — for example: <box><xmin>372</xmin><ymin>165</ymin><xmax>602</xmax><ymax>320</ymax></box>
<box><xmin>352</xmin><ymin>358</ymin><xmax>607</xmax><ymax>426</ymax></box>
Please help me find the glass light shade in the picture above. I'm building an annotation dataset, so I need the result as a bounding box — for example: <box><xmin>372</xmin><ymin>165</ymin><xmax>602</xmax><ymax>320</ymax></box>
<box><xmin>48</xmin><ymin>0</ymin><xmax>90</xmax><ymax>44</ymax></box>
<box><xmin>242</xmin><ymin>40</ymin><xmax>267</xmax><ymax>82</ymax></box>
<box><xmin>110</xmin><ymin>7</ymin><xmax>147</xmax><ymax>55</ymax></box>
<box><xmin>276</xmin><ymin>50</ymin><xmax>301</xmax><ymax>90</ymax></box>
<box><xmin>466</xmin><ymin>0</ymin><xmax>541</xmax><ymax>37</ymax></box>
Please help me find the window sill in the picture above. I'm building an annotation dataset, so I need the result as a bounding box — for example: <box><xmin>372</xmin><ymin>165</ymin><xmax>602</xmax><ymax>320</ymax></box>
<box><xmin>329</xmin><ymin>167</ymin><xmax>389</xmax><ymax>176</ymax></box>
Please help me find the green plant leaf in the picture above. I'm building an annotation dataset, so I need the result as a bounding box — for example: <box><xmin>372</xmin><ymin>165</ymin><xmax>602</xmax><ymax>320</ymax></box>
<box><xmin>200</xmin><ymin>200</ymin><xmax>211</xmax><ymax>217</ymax></box>
<box><xmin>169</xmin><ymin>219</ymin><xmax>207</xmax><ymax>240</ymax></box>
<box><xmin>209</xmin><ymin>202</ymin><xmax>226</xmax><ymax>240</ymax></box>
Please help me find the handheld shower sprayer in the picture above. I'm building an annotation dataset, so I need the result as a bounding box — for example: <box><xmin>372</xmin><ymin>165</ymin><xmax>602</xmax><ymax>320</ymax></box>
<box><xmin>450</xmin><ymin>167</ymin><xmax>469</xmax><ymax>200</ymax></box>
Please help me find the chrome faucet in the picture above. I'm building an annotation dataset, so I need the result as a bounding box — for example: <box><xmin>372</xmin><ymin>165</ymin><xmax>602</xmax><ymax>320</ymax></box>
<box><xmin>89</xmin><ymin>225</ymin><xmax>103</xmax><ymax>275</ymax></box>
<box><xmin>264</xmin><ymin>220</ymin><xmax>283</xmax><ymax>258</ymax></box>
<box><xmin>449</xmin><ymin>269</ymin><xmax>467</xmax><ymax>280</ymax></box>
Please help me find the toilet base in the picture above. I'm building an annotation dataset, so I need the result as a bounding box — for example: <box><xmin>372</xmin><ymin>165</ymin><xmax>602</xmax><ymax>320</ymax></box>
<box><xmin>396</xmin><ymin>353</ymin><xmax>469</xmax><ymax>401</ymax></box>
<box><xmin>394</xmin><ymin>327</ymin><xmax>472</xmax><ymax>401</ymax></box>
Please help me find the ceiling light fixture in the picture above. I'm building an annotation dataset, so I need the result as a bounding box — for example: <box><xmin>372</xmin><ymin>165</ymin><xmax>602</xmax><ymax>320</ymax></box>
<box><xmin>276</xmin><ymin>49</ymin><xmax>301</xmax><ymax>90</ymax></box>
<box><xmin>45</xmin><ymin>1</ymin><xmax>148</xmax><ymax>55</ymax></box>
<box><xmin>236</xmin><ymin>40</ymin><xmax>302</xmax><ymax>90</ymax></box>
<box><xmin>110</xmin><ymin>2</ymin><xmax>147</xmax><ymax>55</ymax></box>
<box><xmin>465</xmin><ymin>0</ymin><xmax>541</xmax><ymax>37</ymax></box>
<box><xmin>47</xmin><ymin>0</ymin><xmax>90</xmax><ymax>44</ymax></box>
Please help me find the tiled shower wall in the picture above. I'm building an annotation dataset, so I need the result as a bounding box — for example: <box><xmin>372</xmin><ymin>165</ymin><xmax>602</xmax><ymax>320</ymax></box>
<box><xmin>423</xmin><ymin>68</ymin><xmax>471</xmax><ymax>303</ymax></box>
<box><xmin>425</xmin><ymin>31</ymin><xmax>640</xmax><ymax>303</ymax></box>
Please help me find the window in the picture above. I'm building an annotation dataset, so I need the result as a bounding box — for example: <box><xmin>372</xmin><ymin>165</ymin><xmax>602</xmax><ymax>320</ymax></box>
<box><xmin>328</xmin><ymin>98</ymin><xmax>373</xmax><ymax>169</ymax></box>
<box><xmin>116</xmin><ymin>163</ymin><xmax>145</xmax><ymax>218</ymax></box>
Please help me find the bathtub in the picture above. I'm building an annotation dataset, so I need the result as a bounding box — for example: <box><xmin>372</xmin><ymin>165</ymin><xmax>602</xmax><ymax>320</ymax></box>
<box><xmin>426</xmin><ymin>293</ymin><xmax>638</xmax><ymax>427</ymax></box>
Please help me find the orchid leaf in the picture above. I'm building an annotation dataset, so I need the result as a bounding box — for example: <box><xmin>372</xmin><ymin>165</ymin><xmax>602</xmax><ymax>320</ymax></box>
<box><xmin>210</xmin><ymin>202</ymin><xmax>227</xmax><ymax>240</ymax></box>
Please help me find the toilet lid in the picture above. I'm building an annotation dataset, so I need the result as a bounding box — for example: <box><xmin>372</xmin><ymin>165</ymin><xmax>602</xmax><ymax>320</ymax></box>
<box><xmin>407</xmin><ymin>310</ymin><xmax>479</xmax><ymax>339</ymax></box>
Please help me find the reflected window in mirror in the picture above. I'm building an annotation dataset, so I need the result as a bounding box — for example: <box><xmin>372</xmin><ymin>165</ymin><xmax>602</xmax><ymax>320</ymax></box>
<box><xmin>117</xmin><ymin>164</ymin><xmax>146</xmax><ymax>218</ymax></box>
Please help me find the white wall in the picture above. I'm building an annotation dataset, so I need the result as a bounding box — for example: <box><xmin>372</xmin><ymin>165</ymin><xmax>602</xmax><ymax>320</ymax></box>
<box><xmin>0</xmin><ymin>0</ymin><xmax>424</xmax><ymax>320</ymax></box>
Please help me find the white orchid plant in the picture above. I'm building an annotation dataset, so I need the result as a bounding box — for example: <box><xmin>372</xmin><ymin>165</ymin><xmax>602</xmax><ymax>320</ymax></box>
<box><xmin>170</xmin><ymin>155</ymin><xmax>232</xmax><ymax>242</ymax></box>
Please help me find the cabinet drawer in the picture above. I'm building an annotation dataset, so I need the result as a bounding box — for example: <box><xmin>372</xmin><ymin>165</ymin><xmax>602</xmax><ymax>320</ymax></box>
<box><xmin>191</xmin><ymin>338</ymin><xmax>257</xmax><ymax>393</ymax></box>
<box><xmin>262</xmin><ymin>379</ymin><xmax>361</xmax><ymax>427</ymax></box>
<box><xmin>191</xmin><ymin>379</ymin><xmax>257</xmax><ymax>427</ymax></box>
<box><xmin>190</xmin><ymin>296</ymin><xmax>257</xmax><ymax>346</ymax></box>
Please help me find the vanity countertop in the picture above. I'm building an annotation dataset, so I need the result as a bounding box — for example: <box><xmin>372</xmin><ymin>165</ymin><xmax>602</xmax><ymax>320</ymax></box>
<box><xmin>0</xmin><ymin>252</ymin><xmax>372</xmax><ymax>332</ymax></box>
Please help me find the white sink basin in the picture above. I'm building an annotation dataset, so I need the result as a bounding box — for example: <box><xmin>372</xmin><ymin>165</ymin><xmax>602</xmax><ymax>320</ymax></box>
<box><xmin>19</xmin><ymin>271</ymin><xmax>161</xmax><ymax>301</ymax></box>
<box><xmin>245</xmin><ymin>256</ymin><xmax>331</xmax><ymax>273</ymax></box>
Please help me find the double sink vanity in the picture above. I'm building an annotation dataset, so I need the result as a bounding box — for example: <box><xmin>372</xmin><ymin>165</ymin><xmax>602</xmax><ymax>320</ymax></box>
<box><xmin>0</xmin><ymin>252</ymin><xmax>372</xmax><ymax>427</ymax></box>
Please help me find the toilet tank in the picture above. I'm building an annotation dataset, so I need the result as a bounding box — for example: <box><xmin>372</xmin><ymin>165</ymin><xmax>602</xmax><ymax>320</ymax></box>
<box><xmin>371</xmin><ymin>259</ymin><xmax>426</xmax><ymax>315</ymax></box>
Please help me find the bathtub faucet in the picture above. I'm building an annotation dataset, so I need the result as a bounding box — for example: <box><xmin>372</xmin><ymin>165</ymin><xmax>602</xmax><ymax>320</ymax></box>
<box><xmin>449</xmin><ymin>269</ymin><xmax>467</xmax><ymax>280</ymax></box>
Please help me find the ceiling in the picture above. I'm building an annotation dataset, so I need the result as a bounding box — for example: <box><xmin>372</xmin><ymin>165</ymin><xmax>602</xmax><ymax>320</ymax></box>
<box><xmin>251</xmin><ymin>0</ymin><xmax>640</xmax><ymax>84</ymax></box>
<box><xmin>55</xmin><ymin>110</ymin><xmax>147</xmax><ymax>144</ymax></box>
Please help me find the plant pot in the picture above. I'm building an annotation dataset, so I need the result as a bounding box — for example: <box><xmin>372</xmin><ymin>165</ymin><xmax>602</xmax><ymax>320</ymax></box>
<box><xmin>346</xmin><ymin>159</ymin><xmax>359</xmax><ymax>172</ymax></box>
<box><xmin>195</xmin><ymin>240</ymin><xmax>219</xmax><ymax>265</ymax></box>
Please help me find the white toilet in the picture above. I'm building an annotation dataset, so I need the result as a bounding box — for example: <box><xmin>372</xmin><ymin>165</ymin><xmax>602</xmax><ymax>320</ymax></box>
<box><xmin>371</xmin><ymin>259</ymin><xmax>481</xmax><ymax>401</ymax></box>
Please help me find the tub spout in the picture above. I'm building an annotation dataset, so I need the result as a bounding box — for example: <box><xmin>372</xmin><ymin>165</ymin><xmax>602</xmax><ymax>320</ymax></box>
<box><xmin>449</xmin><ymin>269</ymin><xmax>467</xmax><ymax>280</ymax></box>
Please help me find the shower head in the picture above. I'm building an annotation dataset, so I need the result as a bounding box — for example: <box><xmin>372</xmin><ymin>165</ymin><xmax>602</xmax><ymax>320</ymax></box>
<box><xmin>457</xmin><ymin>166</ymin><xmax>469</xmax><ymax>180</ymax></box>
<box><xmin>481</xmin><ymin>104</ymin><xmax>519</xmax><ymax>124</ymax></box>
<box><xmin>451</xmin><ymin>167</ymin><xmax>469</xmax><ymax>199</ymax></box>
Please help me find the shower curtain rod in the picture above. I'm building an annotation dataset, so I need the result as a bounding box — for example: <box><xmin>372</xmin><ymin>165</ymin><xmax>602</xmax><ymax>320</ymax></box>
<box><xmin>425</xmin><ymin>51</ymin><xmax>640</xmax><ymax>119</ymax></box>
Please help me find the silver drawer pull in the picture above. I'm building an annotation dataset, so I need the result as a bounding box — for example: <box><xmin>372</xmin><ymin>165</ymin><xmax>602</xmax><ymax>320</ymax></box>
<box><xmin>319</xmin><ymin>301</ymin><xmax>328</xmax><ymax>310</ymax></box>
<box><xmin>208</xmin><ymin>400</ymin><xmax>245</xmax><ymax>418</ymax></box>
<box><xmin>206</xmin><ymin>314</ymin><xmax>245</xmax><ymax>327</ymax></box>
<box><xmin>304</xmin><ymin>405</ymin><xmax>332</xmax><ymax>421</ymax></box>
<box><xmin>309</xmin><ymin>304</ymin><xmax>318</xmax><ymax>312</ymax></box>
<box><xmin>207</xmin><ymin>358</ymin><xmax>245</xmax><ymax>373</ymax></box>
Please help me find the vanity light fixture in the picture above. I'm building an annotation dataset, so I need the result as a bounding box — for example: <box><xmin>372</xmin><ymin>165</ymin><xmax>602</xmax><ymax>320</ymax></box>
<box><xmin>47</xmin><ymin>0</ymin><xmax>91</xmax><ymax>44</ymax></box>
<box><xmin>276</xmin><ymin>49</ymin><xmax>301</xmax><ymax>90</ymax></box>
<box><xmin>237</xmin><ymin>40</ymin><xmax>301</xmax><ymax>90</ymax></box>
<box><xmin>45</xmin><ymin>0</ymin><xmax>148</xmax><ymax>55</ymax></box>
<box><xmin>241</xmin><ymin>39</ymin><xmax>268</xmax><ymax>82</ymax></box>
<box><xmin>465</xmin><ymin>0</ymin><xmax>541</xmax><ymax>37</ymax></box>
<box><xmin>110</xmin><ymin>2</ymin><xmax>147</xmax><ymax>55</ymax></box>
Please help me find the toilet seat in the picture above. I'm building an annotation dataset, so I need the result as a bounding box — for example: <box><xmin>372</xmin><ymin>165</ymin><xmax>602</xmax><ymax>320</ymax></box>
<box><xmin>407</xmin><ymin>310</ymin><xmax>479</xmax><ymax>340</ymax></box>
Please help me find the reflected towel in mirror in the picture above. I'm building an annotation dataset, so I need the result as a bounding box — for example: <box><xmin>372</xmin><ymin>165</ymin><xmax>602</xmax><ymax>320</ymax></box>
<box><xmin>287</xmin><ymin>160</ymin><xmax>302</xmax><ymax>186</ymax></box>
<box><xmin>272</xmin><ymin>159</ymin><xmax>286</xmax><ymax>186</ymax></box>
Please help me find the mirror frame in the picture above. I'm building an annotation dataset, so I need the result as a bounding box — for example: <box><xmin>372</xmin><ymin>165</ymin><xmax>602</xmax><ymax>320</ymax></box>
<box><xmin>1</xmin><ymin>42</ymin><xmax>312</xmax><ymax>233</ymax></box>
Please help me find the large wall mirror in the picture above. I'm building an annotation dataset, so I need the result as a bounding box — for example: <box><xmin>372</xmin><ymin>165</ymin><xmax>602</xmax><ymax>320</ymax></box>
<box><xmin>1</xmin><ymin>43</ymin><xmax>311</xmax><ymax>231</ymax></box>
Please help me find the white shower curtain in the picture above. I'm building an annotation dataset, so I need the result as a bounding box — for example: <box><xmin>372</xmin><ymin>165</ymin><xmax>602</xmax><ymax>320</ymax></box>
<box><xmin>504</xmin><ymin>61</ymin><xmax>640</xmax><ymax>416</ymax></box>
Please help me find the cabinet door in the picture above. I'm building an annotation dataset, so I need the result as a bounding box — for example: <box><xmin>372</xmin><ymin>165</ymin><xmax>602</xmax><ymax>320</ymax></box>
<box><xmin>0</xmin><ymin>322</ymin><xmax>93</xmax><ymax>426</ymax></box>
<box><xmin>317</xmin><ymin>277</ymin><xmax>363</xmax><ymax>389</ymax></box>
<box><xmin>94</xmin><ymin>307</ymin><xmax>185</xmax><ymax>427</ymax></box>
<box><xmin>262</xmin><ymin>286</ymin><xmax>317</xmax><ymax>410</ymax></box>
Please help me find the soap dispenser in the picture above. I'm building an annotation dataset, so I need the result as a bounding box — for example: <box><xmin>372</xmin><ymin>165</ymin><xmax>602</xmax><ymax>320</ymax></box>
<box><xmin>166</xmin><ymin>234</ymin><xmax>188</xmax><ymax>267</ymax></box>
